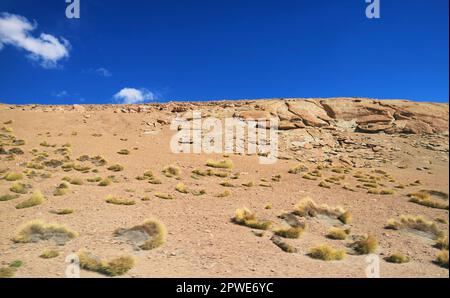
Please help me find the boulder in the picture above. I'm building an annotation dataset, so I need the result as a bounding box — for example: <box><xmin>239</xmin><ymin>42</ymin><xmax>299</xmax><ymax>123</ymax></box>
<box><xmin>286</xmin><ymin>100</ymin><xmax>332</xmax><ymax>127</ymax></box>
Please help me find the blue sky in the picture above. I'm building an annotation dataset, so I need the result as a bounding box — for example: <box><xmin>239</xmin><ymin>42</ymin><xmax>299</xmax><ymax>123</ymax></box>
<box><xmin>0</xmin><ymin>0</ymin><xmax>448</xmax><ymax>104</ymax></box>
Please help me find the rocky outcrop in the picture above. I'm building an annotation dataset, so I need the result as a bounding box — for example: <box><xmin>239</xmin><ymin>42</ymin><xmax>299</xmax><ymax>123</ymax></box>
<box><xmin>2</xmin><ymin>97</ymin><xmax>448</xmax><ymax>134</ymax></box>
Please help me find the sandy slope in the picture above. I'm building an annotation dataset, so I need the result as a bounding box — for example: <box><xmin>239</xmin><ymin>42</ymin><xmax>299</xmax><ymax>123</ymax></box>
<box><xmin>0</xmin><ymin>99</ymin><xmax>448</xmax><ymax>278</ymax></box>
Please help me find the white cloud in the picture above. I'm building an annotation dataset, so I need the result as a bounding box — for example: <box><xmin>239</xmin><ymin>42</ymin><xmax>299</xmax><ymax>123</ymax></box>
<box><xmin>113</xmin><ymin>88</ymin><xmax>156</xmax><ymax>104</ymax></box>
<box><xmin>95</xmin><ymin>67</ymin><xmax>112</xmax><ymax>77</ymax></box>
<box><xmin>0</xmin><ymin>12</ymin><xmax>70</xmax><ymax>68</ymax></box>
<box><xmin>54</xmin><ymin>90</ymin><xmax>69</xmax><ymax>98</ymax></box>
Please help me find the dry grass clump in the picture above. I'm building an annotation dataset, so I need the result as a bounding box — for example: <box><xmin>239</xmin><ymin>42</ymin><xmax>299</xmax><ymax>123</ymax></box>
<box><xmin>271</xmin><ymin>236</ymin><xmax>297</xmax><ymax>253</ymax></box>
<box><xmin>327</xmin><ymin>227</ymin><xmax>350</xmax><ymax>240</ymax></box>
<box><xmin>386</xmin><ymin>215</ymin><xmax>444</xmax><ymax>238</ymax></box>
<box><xmin>435</xmin><ymin>236</ymin><xmax>449</xmax><ymax>250</ymax></box>
<box><xmin>350</xmin><ymin>234</ymin><xmax>378</xmax><ymax>255</ymax></box>
<box><xmin>10</xmin><ymin>182</ymin><xmax>28</xmax><ymax>194</ymax></box>
<box><xmin>308</xmin><ymin>245</ymin><xmax>346</xmax><ymax>261</ymax></box>
<box><xmin>293</xmin><ymin>197</ymin><xmax>351</xmax><ymax>224</ymax></box>
<box><xmin>273</xmin><ymin>226</ymin><xmax>305</xmax><ymax>239</ymax></box>
<box><xmin>117</xmin><ymin>149</ymin><xmax>130</xmax><ymax>155</ymax></box>
<box><xmin>40</xmin><ymin>249</ymin><xmax>59</xmax><ymax>259</ymax></box>
<box><xmin>15</xmin><ymin>190</ymin><xmax>45</xmax><ymax>209</ymax></box>
<box><xmin>408</xmin><ymin>191</ymin><xmax>449</xmax><ymax>210</ymax></box>
<box><xmin>162</xmin><ymin>165</ymin><xmax>181</xmax><ymax>177</ymax></box>
<box><xmin>206</xmin><ymin>159</ymin><xmax>233</xmax><ymax>169</ymax></box>
<box><xmin>385</xmin><ymin>253</ymin><xmax>410</xmax><ymax>264</ymax></box>
<box><xmin>0</xmin><ymin>194</ymin><xmax>19</xmax><ymax>201</ymax></box>
<box><xmin>87</xmin><ymin>176</ymin><xmax>102</xmax><ymax>183</ymax></box>
<box><xmin>77</xmin><ymin>251</ymin><xmax>135</xmax><ymax>276</ymax></box>
<box><xmin>50</xmin><ymin>208</ymin><xmax>74</xmax><ymax>215</ymax></box>
<box><xmin>0</xmin><ymin>267</ymin><xmax>16</xmax><ymax>278</ymax></box>
<box><xmin>154</xmin><ymin>192</ymin><xmax>174</xmax><ymax>200</ymax></box>
<box><xmin>232</xmin><ymin>208</ymin><xmax>272</xmax><ymax>230</ymax></box>
<box><xmin>367</xmin><ymin>188</ymin><xmax>395</xmax><ymax>195</ymax></box>
<box><xmin>288</xmin><ymin>164</ymin><xmax>308</xmax><ymax>174</ymax></box>
<box><xmin>216</xmin><ymin>190</ymin><xmax>231</xmax><ymax>198</ymax></box>
<box><xmin>40</xmin><ymin>141</ymin><xmax>56</xmax><ymax>147</ymax></box>
<box><xmin>69</xmin><ymin>177</ymin><xmax>84</xmax><ymax>185</ymax></box>
<box><xmin>98</xmin><ymin>178</ymin><xmax>112</xmax><ymax>187</ymax></box>
<box><xmin>114</xmin><ymin>219</ymin><xmax>166</xmax><ymax>250</ymax></box>
<box><xmin>435</xmin><ymin>250</ymin><xmax>449</xmax><ymax>269</ymax></box>
<box><xmin>318</xmin><ymin>181</ymin><xmax>331</xmax><ymax>189</ymax></box>
<box><xmin>175</xmin><ymin>182</ymin><xmax>189</xmax><ymax>194</ymax></box>
<box><xmin>271</xmin><ymin>174</ymin><xmax>281</xmax><ymax>182</ymax></box>
<box><xmin>220</xmin><ymin>181</ymin><xmax>235</xmax><ymax>187</ymax></box>
<box><xmin>26</xmin><ymin>162</ymin><xmax>44</xmax><ymax>170</ymax></box>
<box><xmin>107</xmin><ymin>164</ymin><xmax>124</xmax><ymax>172</ymax></box>
<box><xmin>54</xmin><ymin>183</ymin><xmax>69</xmax><ymax>196</ymax></box>
<box><xmin>13</xmin><ymin>220</ymin><xmax>78</xmax><ymax>244</ymax></box>
<box><xmin>3</xmin><ymin>172</ymin><xmax>23</xmax><ymax>181</ymax></box>
<box><xmin>302</xmin><ymin>173</ymin><xmax>318</xmax><ymax>181</ymax></box>
<box><xmin>242</xmin><ymin>181</ymin><xmax>254</xmax><ymax>187</ymax></box>
<box><xmin>106</xmin><ymin>195</ymin><xmax>136</xmax><ymax>206</ymax></box>
<box><xmin>192</xmin><ymin>189</ymin><xmax>206</xmax><ymax>196</ymax></box>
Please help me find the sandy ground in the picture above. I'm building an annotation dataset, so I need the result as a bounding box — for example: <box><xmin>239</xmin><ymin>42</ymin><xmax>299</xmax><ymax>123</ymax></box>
<box><xmin>0</xmin><ymin>103</ymin><xmax>448</xmax><ymax>278</ymax></box>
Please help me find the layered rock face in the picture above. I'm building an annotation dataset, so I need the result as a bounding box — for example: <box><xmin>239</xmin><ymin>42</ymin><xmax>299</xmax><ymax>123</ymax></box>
<box><xmin>3</xmin><ymin>97</ymin><xmax>448</xmax><ymax>134</ymax></box>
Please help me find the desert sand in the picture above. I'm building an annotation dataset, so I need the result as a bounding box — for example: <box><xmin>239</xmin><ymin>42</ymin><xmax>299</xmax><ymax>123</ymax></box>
<box><xmin>0</xmin><ymin>97</ymin><xmax>448</xmax><ymax>278</ymax></box>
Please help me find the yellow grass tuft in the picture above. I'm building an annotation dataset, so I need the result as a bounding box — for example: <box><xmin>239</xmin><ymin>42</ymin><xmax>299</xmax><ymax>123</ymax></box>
<box><xmin>385</xmin><ymin>253</ymin><xmax>410</xmax><ymax>264</ymax></box>
<box><xmin>10</xmin><ymin>182</ymin><xmax>28</xmax><ymax>194</ymax></box>
<box><xmin>40</xmin><ymin>249</ymin><xmax>59</xmax><ymax>259</ymax></box>
<box><xmin>106</xmin><ymin>195</ymin><xmax>136</xmax><ymax>206</ymax></box>
<box><xmin>162</xmin><ymin>165</ymin><xmax>181</xmax><ymax>177</ymax></box>
<box><xmin>435</xmin><ymin>250</ymin><xmax>449</xmax><ymax>269</ymax></box>
<box><xmin>232</xmin><ymin>208</ymin><xmax>271</xmax><ymax>230</ymax></box>
<box><xmin>327</xmin><ymin>227</ymin><xmax>349</xmax><ymax>240</ymax></box>
<box><xmin>435</xmin><ymin>236</ymin><xmax>449</xmax><ymax>250</ymax></box>
<box><xmin>216</xmin><ymin>190</ymin><xmax>231</xmax><ymax>198</ymax></box>
<box><xmin>308</xmin><ymin>245</ymin><xmax>346</xmax><ymax>261</ymax></box>
<box><xmin>206</xmin><ymin>159</ymin><xmax>233</xmax><ymax>169</ymax></box>
<box><xmin>408</xmin><ymin>192</ymin><xmax>449</xmax><ymax>210</ymax></box>
<box><xmin>351</xmin><ymin>234</ymin><xmax>378</xmax><ymax>255</ymax></box>
<box><xmin>98</xmin><ymin>178</ymin><xmax>112</xmax><ymax>187</ymax></box>
<box><xmin>175</xmin><ymin>182</ymin><xmax>188</xmax><ymax>194</ymax></box>
<box><xmin>0</xmin><ymin>267</ymin><xmax>16</xmax><ymax>278</ymax></box>
<box><xmin>117</xmin><ymin>149</ymin><xmax>130</xmax><ymax>155</ymax></box>
<box><xmin>294</xmin><ymin>197</ymin><xmax>351</xmax><ymax>224</ymax></box>
<box><xmin>273</xmin><ymin>226</ymin><xmax>305</xmax><ymax>239</ymax></box>
<box><xmin>3</xmin><ymin>172</ymin><xmax>23</xmax><ymax>181</ymax></box>
<box><xmin>386</xmin><ymin>215</ymin><xmax>444</xmax><ymax>239</ymax></box>
<box><xmin>50</xmin><ymin>208</ymin><xmax>74</xmax><ymax>215</ymax></box>
<box><xmin>288</xmin><ymin>164</ymin><xmax>308</xmax><ymax>174</ymax></box>
<box><xmin>271</xmin><ymin>236</ymin><xmax>297</xmax><ymax>253</ymax></box>
<box><xmin>0</xmin><ymin>194</ymin><xmax>19</xmax><ymax>201</ymax></box>
<box><xmin>15</xmin><ymin>190</ymin><xmax>45</xmax><ymax>209</ymax></box>
<box><xmin>54</xmin><ymin>183</ymin><xmax>69</xmax><ymax>196</ymax></box>
<box><xmin>115</xmin><ymin>219</ymin><xmax>167</xmax><ymax>250</ymax></box>
<box><xmin>154</xmin><ymin>192</ymin><xmax>174</xmax><ymax>200</ymax></box>
<box><xmin>77</xmin><ymin>251</ymin><xmax>135</xmax><ymax>276</ymax></box>
<box><xmin>107</xmin><ymin>164</ymin><xmax>124</xmax><ymax>172</ymax></box>
<box><xmin>69</xmin><ymin>177</ymin><xmax>84</xmax><ymax>185</ymax></box>
<box><xmin>13</xmin><ymin>220</ymin><xmax>78</xmax><ymax>243</ymax></box>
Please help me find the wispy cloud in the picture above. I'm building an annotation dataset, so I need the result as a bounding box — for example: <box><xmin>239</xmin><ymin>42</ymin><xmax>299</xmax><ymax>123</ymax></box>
<box><xmin>54</xmin><ymin>90</ymin><xmax>69</xmax><ymax>98</ymax></box>
<box><xmin>113</xmin><ymin>88</ymin><xmax>156</xmax><ymax>104</ymax></box>
<box><xmin>0</xmin><ymin>12</ymin><xmax>70</xmax><ymax>68</ymax></box>
<box><xmin>95</xmin><ymin>67</ymin><xmax>112</xmax><ymax>77</ymax></box>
